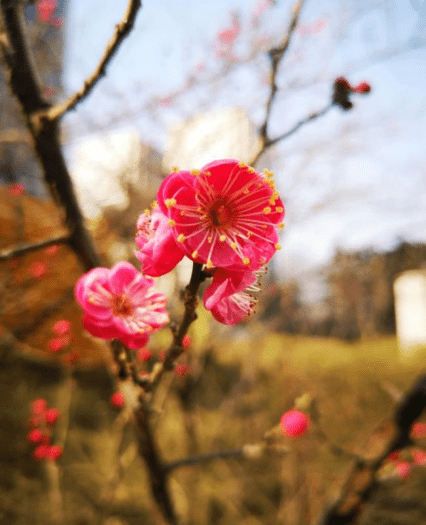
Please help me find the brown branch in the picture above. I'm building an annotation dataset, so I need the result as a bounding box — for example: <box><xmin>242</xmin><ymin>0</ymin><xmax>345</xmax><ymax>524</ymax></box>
<box><xmin>318</xmin><ymin>374</ymin><xmax>426</xmax><ymax>525</ymax></box>
<box><xmin>163</xmin><ymin>448</ymin><xmax>245</xmax><ymax>473</ymax></box>
<box><xmin>258</xmin><ymin>0</ymin><xmax>305</xmax><ymax>145</ymax></box>
<box><xmin>0</xmin><ymin>1</ymin><xmax>102</xmax><ymax>271</ymax></box>
<box><xmin>39</xmin><ymin>0</ymin><xmax>142</xmax><ymax>122</ymax></box>
<box><xmin>0</xmin><ymin>233</ymin><xmax>69</xmax><ymax>260</ymax></box>
<box><xmin>250</xmin><ymin>102</ymin><xmax>334</xmax><ymax>165</ymax></box>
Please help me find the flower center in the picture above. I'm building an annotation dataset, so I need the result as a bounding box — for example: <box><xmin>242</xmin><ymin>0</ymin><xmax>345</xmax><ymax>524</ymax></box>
<box><xmin>111</xmin><ymin>294</ymin><xmax>133</xmax><ymax>317</ymax></box>
<box><xmin>209</xmin><ymin>200</ymin><xmax>233</xmax><ymax>228</ymax></box>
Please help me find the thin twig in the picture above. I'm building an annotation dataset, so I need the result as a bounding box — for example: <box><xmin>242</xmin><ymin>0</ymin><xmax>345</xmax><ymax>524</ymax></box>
<box><xmin>0</xmin><ymin>234</ymin><xmax>69</xmax><ymax>260</ymax></box>
<box><xmin>250</xmin><ymin>102</ymin><xmax>334</xmax><ymax>165</ymax></box>
<box><xmin>259</xmin><ymin>0</ymin><xmax>305</xmax><ymax>145</ymax></box>
<box><xmin>39</xmin><ymin>0</ymin><xmax>142</xmax><ymax>122</ymax></box>
<box><xmin>163</xmin><ymin>448</ymin><xmax>245</xmax><ymax>473</ymax></box>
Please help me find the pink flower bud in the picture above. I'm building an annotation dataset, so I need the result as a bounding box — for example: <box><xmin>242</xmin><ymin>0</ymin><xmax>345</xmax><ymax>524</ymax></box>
<box><xmin>182</xmin><ymin>335</ymin><xmax>192</xmax><ymax>349</ymax></box>
<box><xmin>280</xmin><ymin>409</ymin><xmax>310</xmax><ymax>437</ymax></box>
<box><xmin>44</xmin><ymin>244</ymin><xmax>60</xmax><ymax>256</ymax></box>
<box><xmin>45</xmin><ymin>408</ymin><xmax>60</xmax><ymax>425</ymax></box>
<box><xmin>412</xmin><ymin>449</ymin><xmax>426</xmax><ymax>465</ymax></box>
<box><xmin>47</xmin><ymin>445</ymin><xmax>63</xmax><ymax>461</ymax></box>
<box><xmin>394</xmin><ymin>460</ymin><xmax>411</xmax><ymax>479</ymax></box>
<box><xmin>352</xmin><ymin>82</ymin><xmax>371</xmax><ymax>94</ymax></box>
<box><xmin>27</xmin><ymin>429</ymin><xmax>43</xmax><ymax>444</ymax></box>
<box><xmin>48</xmin><ymin>338</ymin><xmax>65</xmax><ymax>352</ymax></box>
<box><xmin>136</xmin><ymin>348</ymin><xmax>152</xmax><ymax>362</ymax></box>
<box><xmin>28</xmin><ymin>261</ymin><xmax>48</xmax><ymax>279</ymax></box>
<box><xmin>31</xmin><ymin>398</ymin><xmax>47</xmax><ymax>416</ymax></box>
<box><xmin>411</xmin><ymin>421</ymin><xmax>426</xmax><ymax>439</ymax></box>
<box><xmin>110</xmin><ymin>392</ymin><xmax>125</xmax><ymax>409</ymax></box>
<box><xmin>52</xmin><ymin>319</ymin><xmax>71</xmax><ymax>336</ymax></box>
<box><xmin>33</xmin><ymin>444</ymin><xmax>50</xmax><ymax>461</ymax></box>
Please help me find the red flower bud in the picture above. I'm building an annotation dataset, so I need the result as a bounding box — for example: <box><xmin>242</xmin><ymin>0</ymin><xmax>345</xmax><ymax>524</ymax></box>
<box><xmin>110</xmin><ymin>392</ymin><xmax>125</xmax><ymax>409</ymax></box>
<box><xmin>280</xmin><ymin>409</ymin><xmax>310</xmax><ymax>437</ymax></box>
<box><xmin>45</xmin><ymin>408</ymin><xmax>60</xmax><ymax>425</ymax></box>
<box><xmin>47</xmin><ymin>445</ymin><xmax>63</xmax><ymax>461</ymax></box>
<box><xmin>31</xmin><ymin>398</ymin><xmax>47</xmax><ymax>416</ymax></box>
<box><xmin>352</xmin><ymin>82</ymin><xmax>371</xmax><ymax>94</ymax></box>
<box><xmin>27</xmin><ymin>429</ymin><xmax>43</xmax><ymax>444</ymax></box>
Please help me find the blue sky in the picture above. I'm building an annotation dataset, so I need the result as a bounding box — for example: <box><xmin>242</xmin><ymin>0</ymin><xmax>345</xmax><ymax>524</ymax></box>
<box><xmin>63</xmin><ymin>0</ymin><xmax>426</xmax><ymax>295</ymax></box>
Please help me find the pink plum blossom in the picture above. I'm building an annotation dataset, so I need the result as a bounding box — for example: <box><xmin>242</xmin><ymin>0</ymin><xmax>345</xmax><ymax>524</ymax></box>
<box><xmin>158</xmin><ymin>160</ymin><xmax>285</xmax><ymax>272</ymax></box>
<box><xmin>75</xmin><ymin>262</ymin><xmax>168</xmax><ymax>348</ymax></box>
<box><xmin>135</xmin><ymin>208</ymin><xmax>184</xmax><ymax>277</ymax></box>
<box><xmin>203</xmin><ymin>268</ymin><xmax>259</xmax><ymax>325</ymax></box>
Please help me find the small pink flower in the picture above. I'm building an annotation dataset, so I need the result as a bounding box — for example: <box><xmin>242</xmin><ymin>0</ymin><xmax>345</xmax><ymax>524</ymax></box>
<box><xmin>110</xmin><ymin>392</ymin><xmax>125</xmax><ymax>409</ymax></box>
<box><xmin>352</xmin><ymin>82</ymin><xmax>371</xmax><ymax>94</ymax></box>
<box><xmin>28</xmin><ymin>261</ymin><xmax>48</xmax><ymax>278</ymax></box>
<box><xmin>52</xmin><ymin>319</ymin><xmax>71</xmax><ymax>336</ymax></box>
<box><xmin>280</xmin><ymin>409</ymin><xmax>310</xmax><ymax>438</ymax></box>
<box><xmin>33</xmin><ymin>444</ymin><xmax>50</xmax><ymax>461</ymax></box>
<box><xmin>75</xmin><ymin>262</ymin><xmax>169</xmax><ymax>348</ymax></box>
<box><xmin>136</xmin><ymin>347</ymin><xmax>152</xmax><ymax>361</ymax></box>
<box><xmin>47</xmin><ymin>445</ymin><xmax>63</xmax><ymax>461</ymax></box>
<box><xmin>158</xmin><ymin>160</ymin><xmax>284</xmax><ymax>271</ymax></box>
<box><xmin>9</xmin><ymin>182</ymin><xmax>25</xmax><ymax>196</ymax></box>
<box><xmin>135</xmin><ymin>208</ymin><xmax>184</xmax><ymax>277</ymax></box>
<box><xmin>203</xmin><ymin>268</ymin><xmax>259</xmax><ymax>325</ymax></box>
<box><xmin>27</xmin><ymin>429</ymin><xmax>44</xmax><ymax>444</ymax></box>
<box><xmin>31</xmin><ymin>399</ymin><xmax>47</xmax><ymax>416</ymax></box>
<box><xmin>45</xmin><ymin>408</ymin><xmax>60</xmax><ymax>426</ymax></box>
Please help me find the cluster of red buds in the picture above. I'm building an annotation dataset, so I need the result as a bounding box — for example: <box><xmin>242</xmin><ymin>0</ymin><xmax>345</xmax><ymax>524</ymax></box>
<box><xmin>332</xmin><ymin>77</ymin><xmax>371</xmax><ymax>111</ymax></box>
<box><xmin>27</xmin><ymin>399</ymin><xmax>62</xmax><ymax>461</ymax></box>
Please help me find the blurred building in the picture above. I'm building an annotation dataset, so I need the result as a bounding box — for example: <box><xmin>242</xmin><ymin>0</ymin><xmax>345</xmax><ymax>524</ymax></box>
<box><xmin>0</xmin><ymin>0</ymin><xmax>66</xmax><ymax>195</ymax></box>
<box><xmin>393</xmin><ymin>270</ymin><xmax>426</xmax><ymax>356</ymax></box>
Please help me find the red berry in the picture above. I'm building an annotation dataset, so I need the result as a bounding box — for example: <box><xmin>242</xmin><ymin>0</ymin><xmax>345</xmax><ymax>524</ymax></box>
<box><xmin>45</xmin><ymin>408</ymin><xmax>60</xmax><ymax>425</ymax></box>
<box><xmin>280</xmin><ymin>409</ymin><xmax>310</xmax><ymax>437</ymax></box>
<box><xmin>110</xmin><ymin>392</ymin><xmax>125</xmax><ymax>409</ymax></box>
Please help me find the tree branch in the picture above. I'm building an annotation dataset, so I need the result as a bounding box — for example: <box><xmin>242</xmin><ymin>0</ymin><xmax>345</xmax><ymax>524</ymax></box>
<box><xmin>39</xmin><ymin>0</ymin><xmax>142</xmax><ymax>122</ymax></box>
<box><xmin>163</xmin><ymin>448</ymin><xmax>245</xmax><ymax>473</ymax></box>
<box><xmin>0</xmin><ymin>234</ymin><xmax>69</xmax><ymax>260</ymax></box>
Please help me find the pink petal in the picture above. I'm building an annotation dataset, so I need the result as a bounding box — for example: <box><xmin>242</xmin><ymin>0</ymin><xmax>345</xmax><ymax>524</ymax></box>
<box><xmin>108</xmin><ymin>261</ymin><xmax>139</xmax><ymax>294</ymax></box>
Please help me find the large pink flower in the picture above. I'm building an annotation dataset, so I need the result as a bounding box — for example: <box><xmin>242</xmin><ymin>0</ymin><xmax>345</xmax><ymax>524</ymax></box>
<box><xmin>158</xmin><ymin>160</ymin><xmax>285</xmax><ymax>271</ymax></box>
<box><xmin>75</xmin><ymin>262</ymin><xmax>168</xmax><ymax>348</ymax></box>
<box><xmin>203</xmin><ymin>268</ymin><xmax>259</xmax><ymax>325</ymax></box>
<box><xmin>135</xmin><ymin>208</ymin><xmax>184</xmax><ymax>277</ymax></box>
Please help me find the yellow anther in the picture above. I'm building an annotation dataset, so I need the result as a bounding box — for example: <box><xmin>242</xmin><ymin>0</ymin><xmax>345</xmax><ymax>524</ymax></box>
<box><xmin>172</xmin><ymin>166</ymin><xmax>179</xmax><ymax>172</ymax></box>
<box><xmin>177</xmin><ymin>234</ymin><xmax>185</xmax><ymax>243</ymax></box>
<box><xmin>230</xmin><ymin>242</ymin><xmax>237</xmax><ymax>249</ymax></box>
<box><xmin>192</xmin><ymin>250</ymin><xmax>198</xmax><ymax>259</ymax></box>
<box><xmin>269</xmin><ymin>197</ymin><xmax>276</xmax><ymax>205</ymax></box>
<box><xmin>278</xmin><ymin>222</ymin><xmax>284</xmax><ymax>228</ymax></box>
<box><xmin>151</xmin><ymin>200</ymin><xmax>158</xmax><ymax>209</ymax></box>
<box><xmin>208</xmin><ymin>236</ymin><xmax>212</xmax><ymax>243</ymax></box>
<box><xmin>274</xmin><ymin>243</ymin><xmax>282</xmax><ymax>250</ymax></box>
<box><xmin>263</xmin><ymin>207</ymin><xmax>272</xmax><ymax>214</ymax></box>
<box><xmin>206</xmin><ymin>259</ymin><xmax>213</xmax><ymax>269</ymax></box>
<box><xmin>219</xmin><ymin>235</ymin><xmax>226</xmax><ymax>242</ymax></box>
<box><xmin>238</xmin><ymin>162</ymin><xmax>247</xmax><ymax>168</ymax></box>
<box><xmin>261</xmin><ymin>225</ymin><xmax>267</xmax><ymax>229</ymax></box>
<box><xmin>243</xmin><ymin>189</ymin><xmax>249</xmax><ymax>194</ymax></box>
<box><xmin>246</xmin><ymin>231</ymin><xmax>252</xmax><ymax>238</ymax></box>
<box><xmin>248</xmin><ymin>167</ymin><xmax>255</xmax><ymax>173</ymax></box>
<box><xmin>203</xmin><ymin>170</ymin><xmax>211</xmax><ymax>176</ymax></box>
<box><xmin>276</xmin><ymin>206</ymin><xmax>283</xmax><ymax>213</ymax></box>
<box><xmin>144</xmin><ymin>209</ymin><xmax>150</xmax><ymax>216</ymax></box>
<box><xmin>167</xmin><ymin>219</ymin><xmax>176</xmax><ymax>226</ymax></box>
<box><xmin>180</xmin><ymin>210</ymin><xmax>186</xmax><ymax>215</ymax></box>
<box><xmin>242</xmin><ymin>257</ymin><xmax>250</xmax><ymax>265</ymax></box>
<box><xmin>190</xmin><ymin>169</ymin><xmax>200</xmax><ymax>176</ymax></box>
<box><xmin>165</xmin><ymin>198</ymin><xmax>177</xmax><ymax>208</ymax></box>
